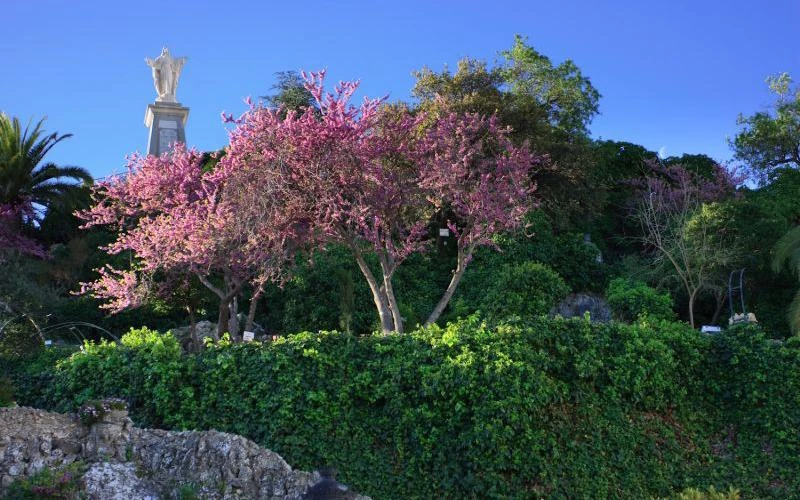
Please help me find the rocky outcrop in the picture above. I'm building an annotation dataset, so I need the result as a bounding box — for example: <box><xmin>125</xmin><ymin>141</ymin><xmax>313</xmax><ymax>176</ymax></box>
<box><xmin>131</xmin><ymin>428</ymin><xmax>318</xmax><ymax>498</ymax></box>
<box><xmin>550</xmin><ymin>293</ymin><xmax>612</xmax><ymax>323</ymax></box>
<box><xmin>81</xmin><ymin>462</ymin><xmax>159</xmax><ymax>500</ymax></box>
<box><xmin>0</xmin><ymin>405</ymin><xmax>368</xmax><ymax>499</ymax></box>
<box><xmin>0</xmin><ymin>406</ymin><xmax>87</xmax><ymax>487</ymax></box>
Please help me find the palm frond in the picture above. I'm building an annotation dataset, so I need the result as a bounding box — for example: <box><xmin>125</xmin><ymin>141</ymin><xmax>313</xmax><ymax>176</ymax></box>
<box><xmin>0</xmin><ymin>113</ymin><xmax>89</xmax><ymax>209</ymax></box>
<box><xmin>31</xmin><ymin>163</ymin><xmax>92</xmax><ymax>184</ymax></box>
<box><xmin>787</xmin><ymin>287</ymin><xmax>800</xmax><ymax>334</ymax></box>
<box><xmin>772</xmin><ymin>225</ymin><xmax>800</xmax><ymax>279</ymax></box>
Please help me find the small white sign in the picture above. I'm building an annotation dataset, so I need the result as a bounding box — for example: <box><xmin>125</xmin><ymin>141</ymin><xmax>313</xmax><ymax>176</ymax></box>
<box><xmin>439</xmin><ymin>228</ymin><xmax>450</xmax><ymax>237</ymax></box>
<box><xmin>700</xmin><ymin>325</ymin><xmax>721</xmax><ymax>333</ymax></box>
<box><xmin>242</xmin><ymin>331</ymin><xmax>255</xmax><ymax>342</ymax></box>
<box><xmin>44</xmin><ymin>340</ymin><xmax>53</xmax><ymax>346</ymax></box>
<box><xmin>159</xmin><ymin>120</ymin><xmax>178</xmax><ymax>129</ymax></box>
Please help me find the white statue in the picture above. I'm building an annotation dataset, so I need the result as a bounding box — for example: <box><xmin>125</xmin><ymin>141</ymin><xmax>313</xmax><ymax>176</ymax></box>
<box><xmin>145</xmin><ymin>47</ymin><xmax>187</xmax><ymax>103</ymax></box>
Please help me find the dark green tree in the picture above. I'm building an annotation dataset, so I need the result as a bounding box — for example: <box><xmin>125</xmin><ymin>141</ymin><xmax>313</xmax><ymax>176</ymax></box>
<box><xmin>262</xmin><ymin>70</ymin><xmax>317</xmax><ymax>116</ymax></box>
<box><xmin>501</xmin><ymin>34</ymin><xmax>600</xmax><ymax>136</ymax></box>
<box><xmin>732</xmin><ymin>73</ymin><xmax>800</xmax><ymax>183</ymax></box>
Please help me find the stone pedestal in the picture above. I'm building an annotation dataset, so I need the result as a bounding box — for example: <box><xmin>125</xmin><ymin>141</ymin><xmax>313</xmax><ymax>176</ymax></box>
<box><xmin>144</xmin><ymin>102</ymin><xmax>189</xmax><ymax>156</ymax></box>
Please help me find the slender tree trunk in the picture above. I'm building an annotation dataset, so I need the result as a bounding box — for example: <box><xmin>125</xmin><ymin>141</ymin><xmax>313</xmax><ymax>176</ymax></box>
<box><xmin>228</xmin><ymin>296</ymin><xmax>241</xmax><ymax>341</ymax></box>
<box><xmin>351</xmin><ymin>248</ymin><xmax>394</xmax><ymax>334</ymax></box>
<box><xmin>186</xmin><ymin>305</ymin><xmax>199</xmax><ymax>352</ymax></box>
<box><xmin>425</xmin><ymin>245</ymin><xmax>474</xmax><ymax>327</ymax></box>
<box><xmin>216</xmin><ymin>298</ymin><xmax>231</xmax><ymax>339</ymax></box>
<box><xmin>711</xmin><ymin>290</ymin><xmax>726</xmax><ymax>326</ymax></box>
<box><xmin>688</xmin><ymin>288</ymin><xmax>698</xmax><ymax>329</ymax></box>
<box><xmin>383</xmin><ymin>275</ymin><xmax>403</xmax><ymax>333</ymax></box>
<box><xmin>195</xmin><ymin>270</ymin><xmax>245</xmax><ymax>340</ymax></box>
<box><xmin>379</xmin><ymin>257</ymin><xmax>403</xmax><ymax>334</ymax></box>
<box><xmin>244</xmin><ymin>283</ymin><xmax>265</xmax><ymax>334</ymax></box>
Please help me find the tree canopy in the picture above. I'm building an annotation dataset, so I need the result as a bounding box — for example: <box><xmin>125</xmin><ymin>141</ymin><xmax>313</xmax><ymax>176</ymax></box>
<box><xmin>732</xmin><ymin>73</ymin><xmax>800</xmax><ymax>183</ymax></box>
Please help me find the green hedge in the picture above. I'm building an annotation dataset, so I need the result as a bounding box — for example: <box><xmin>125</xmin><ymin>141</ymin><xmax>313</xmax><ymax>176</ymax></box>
<box><xmin>3</xmin><ymin>319</ymin><xmax>798</xmax><ymax>498</ymax></box>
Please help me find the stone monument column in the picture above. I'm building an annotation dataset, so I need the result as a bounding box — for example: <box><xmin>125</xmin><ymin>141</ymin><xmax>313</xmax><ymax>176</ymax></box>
<box><xmin>144</xmin><ymin>48</ymin><xmax>189</xmax><ymax>156</ymax></box>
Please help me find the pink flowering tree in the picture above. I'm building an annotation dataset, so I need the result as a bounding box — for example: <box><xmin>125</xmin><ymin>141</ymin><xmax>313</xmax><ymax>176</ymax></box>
<box><xmin>221</xmin><ymin>71</ymin><xmax>540</xmax><ymax>333</ymax></box>
<box><xmin>81</xmin><ymin>71</ymin><xmax>539</xmax><ymax>337</ymax></box>
<box><xmin>78</xmin><ymin>145</ymin><xmax>291</xmax><ymax>340</ymax></box>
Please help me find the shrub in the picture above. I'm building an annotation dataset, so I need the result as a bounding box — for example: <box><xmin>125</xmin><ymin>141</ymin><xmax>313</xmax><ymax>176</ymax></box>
<box><xmin>3</xmin><ymin>461</ymin><xmax>87</xmax><ymax>499</ymax></box>
<box><xmin>492</xmin><ymin>211</ymin><xmax>608</xmax><ymax>293</ymax></box>
<box><xmin>606</xmin><ymin>277</ymin><xmax>674</xmax><ymax>322</ymax></box>
<box><xmin>0</xmin><ymin>345</ymin><xmax>75</xmax><ymax>409</ymax></box>
<box><xmin>40</xmin><ymin>327</ymin><xmax>194</xmax><ymax>428</ymax></box>
<box><xmin>0</xmin><ymin>376</ymin><xmax>14</xmax><ymax>406</ymax></box>
<box><xmin>669</xmin><ymin>486</ymin><xmax>740</xmax><ymax>500</ymax></box>
<box><xmin>697</xmin><ymin>323</ymin><xmax>800</xmax><ymax>494</ymax></box>
<box><xmin>450</xmin><ymin>261</ymin><xmax>570</xmax><ymax>321</ymax></box>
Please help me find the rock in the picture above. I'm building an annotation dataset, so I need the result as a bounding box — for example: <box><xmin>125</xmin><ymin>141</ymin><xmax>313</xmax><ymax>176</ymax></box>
<box><xmin>130</xmin><ymin>428</ymin><xmax>319</xmax><ymax>498</ymax></box>
<box><xmin>0</xmin><ymin>404</ymin><xmax>369</xmax><ymax>499</ymax></box>
<box><xmin>82</xmin><ymin>462</ymin><xmax>159</xmax><ymax>500</ymax></box>
<box><xmin>303</xmin><ymin>468</ymin><xmax>368</xmax><ymax>500</ymax></box>
<box><xmin>550</xmin><ymin>293</ymin><xmax>612</xmax><ymax>323</ymax></box>
<box><xmin>171</xmin><ymin>320</ymin><xmax>218</xmax><ymax>349</ymax></box>
<box><xmin>0</xmin><ymin>406</ymin><xmax>87</xmax><ymax>478</ymax></box>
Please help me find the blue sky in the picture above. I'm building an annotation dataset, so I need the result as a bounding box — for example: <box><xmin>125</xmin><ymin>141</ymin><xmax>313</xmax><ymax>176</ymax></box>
<box><xmin>2</xmin><ymin>0</ymin><xmax>798</xmax><ymax>179</ymax></box>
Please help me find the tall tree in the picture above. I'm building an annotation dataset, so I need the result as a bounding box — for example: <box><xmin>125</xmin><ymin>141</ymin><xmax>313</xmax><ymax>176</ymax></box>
<box><xmin>633</xmin><ymin>160</ymin><xmax>740</xmax><ymax>328</ymax></box>
<box><xmin>732</xmin><ymin>73</ymin><xmax>800</xmax><ymax>183</ymax></box>
<box><xmin>501</xmin><ymin>34</ymin><xmax>600</xmax><ymax>137</ymax></box>
<box><xmin>262</xmin><ymin>70</ymin><xmax>317</xmax><ymax>116</ymax></box>
<box><xmin>411</xmin><ymin>36</ymin><xmax>601</xmax><ymax>230</ymax></box>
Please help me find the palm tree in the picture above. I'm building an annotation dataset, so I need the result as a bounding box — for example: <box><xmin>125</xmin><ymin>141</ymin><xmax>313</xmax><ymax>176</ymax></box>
<box><xmin>0</xmin><ymin>113</ymin><xmax>92</xmax><ymax>223</ymax></box>
<box><xmin>772</xmin><ymin>225</ymin><xmax>800</xmax><ymax>333</ymax></box>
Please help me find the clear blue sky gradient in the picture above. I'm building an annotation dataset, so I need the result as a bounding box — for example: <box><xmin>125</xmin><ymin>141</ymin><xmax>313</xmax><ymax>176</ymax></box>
<box><xmin>2</xmin><ymin>0</ymin><xmax>798</xmax><ymax>179</ymax></box>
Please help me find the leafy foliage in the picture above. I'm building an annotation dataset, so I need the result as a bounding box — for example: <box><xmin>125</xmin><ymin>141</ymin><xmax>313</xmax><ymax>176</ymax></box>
<box><xmin>261</xmin><ymin>70</ymin><xmax>317</xmax><ymax>115</ymax></box>
<box><xmin>606</xmin><ymin>277</ymin><xmax>674</xmax><ymax>322</ymax></box>
<box><xmin>732</xmin><ymin>73</ymin><xmax>800</xmax><ymax>183</ymax></box>
<box><xmin>412</xmin><ymin>37</ymin><xmax>600</xmax><ymax>229</ymax></box>
<box><xmin>501</xmin><ymin>34</ymin><xmax>600</xmax><ymax>136</ymax></box>
<box><xmin>2</xmin><ymin>461</ymin><xmax>87</xmax><ymax>499</ymax></box>
<box><xmin>5</xmin><ymin>319</ymin><xmax>797</xmax><ymax>498</ymax></box>
<box><xmin>0</xmin><ymin>376</ymin><xmax>13</xmax><ymax>406</ymax></box>
<box><xmin>772</xmin><ymin>224</ymin><xmax>800</xmax><ymax>333</ymax></box>
<box><xmin>668</xmin><ymin>486</ymin><xmax>740</xmax><ymax>500</ymax></box>
<box><xmin>0</xmin><ymin>113</ymin><xmax>91</xmax><ymax>211</ymax></box>
<box><xmin>450</xmin><ymin>261</ymin><xmax>569</xmax><ymax>321</ymax></box>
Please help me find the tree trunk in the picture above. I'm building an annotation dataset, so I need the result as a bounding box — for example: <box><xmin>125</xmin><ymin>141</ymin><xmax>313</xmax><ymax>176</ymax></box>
<box><xmin>216</xmin><ymin>299</ymin><xmax>231</xmax><ymax>339</ymax></box>
<box><xmin>379</xmin><ymin>257</ymin><xmax>403</xmax><ymax>334</ymax></box>
<box><xmin>352</xmin><ymin>248</ymin><xmax>395</xmax><ymax>334</ymax></box>
<box><xmin>244</xmin><ymin>283</ymin><xmax>265</xmax><ymax>334</ymax></box>
<box><xmin>186</xmin><ymin>305</ymin><xmax>199</xmax><ymax>352</ymax></box>
<box><xmin>228</xmin><ymin>296</ymin><xmax>240</xmax><ymax>341</ymax></box>
<box><xmin>194</xmin><ymin>271</ymin><xmax>236</xmax><ymax>340</ymax></box>
<box><xmin>711</xmin><ymin>290</ymin><xmax>726</xmax><ymax>326</ymax></box>
<box><xmin>424</xmin><ymin>245</ymin><xmax>474</xmax><ymax>327</ymax></box>
<box><xmin>688</xmin><ymin>288</ymin><xmax>698</xmax><ymax>329</ymax></box>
